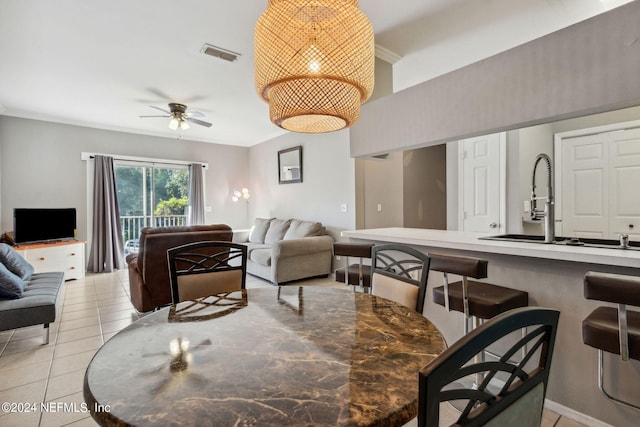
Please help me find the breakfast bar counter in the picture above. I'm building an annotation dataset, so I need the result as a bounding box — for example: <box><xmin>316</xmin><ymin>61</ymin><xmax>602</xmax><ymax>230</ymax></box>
<box><xmin>342</xmin><ymin>228</ymin><xmax>640</xmax><ymax>268</ymax></box>
<box><xmin>342</xmin><ymin>228</ymin><xmax>640</xmax><ymax>427</ymax></box>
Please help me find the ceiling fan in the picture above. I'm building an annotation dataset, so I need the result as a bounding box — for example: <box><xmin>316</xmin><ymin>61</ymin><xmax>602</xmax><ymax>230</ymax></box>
<box><xmin>139</xmin><ymin>103</ymin><xmax>212</xmax><ymax>130</ymax></box>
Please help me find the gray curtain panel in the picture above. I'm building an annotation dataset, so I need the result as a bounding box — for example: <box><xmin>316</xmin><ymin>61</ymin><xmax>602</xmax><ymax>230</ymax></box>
<box><xmin>188</xmin><ymin>163</ymin><xmax>206</xmax><ymax>225</ymax></box>
<box><xmin>88</xmin><ymin>155</ymin><xmax>125</xmax><ymax>272</ymax></box>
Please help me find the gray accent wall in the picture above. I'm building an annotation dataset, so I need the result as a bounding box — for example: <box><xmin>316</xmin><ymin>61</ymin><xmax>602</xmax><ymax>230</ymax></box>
<box><xmin>403</xmin><ymin>145</ymin><xmax>446</xmax><ymax>229</ymax></box>
<box><xmin>0</xmin><ymin>116</ymin><xmax>250</xmax><ymax>241</ymax></box>
<box><xmin>358</xmin><ymin>152</ymin><xmax>403</xmax><ymax>229</ymax></box>
<box><xmin>350</xmin><ymin>0</ymin><xmax>640</xmax><ymax>158</ymax></box>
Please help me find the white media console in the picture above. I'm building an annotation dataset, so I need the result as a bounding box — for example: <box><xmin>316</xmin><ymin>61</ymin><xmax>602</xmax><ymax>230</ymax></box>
<box><xmin>15</xmin><ymin>240</ymin><xmax>86</xmax><ymax>281</ymax></box>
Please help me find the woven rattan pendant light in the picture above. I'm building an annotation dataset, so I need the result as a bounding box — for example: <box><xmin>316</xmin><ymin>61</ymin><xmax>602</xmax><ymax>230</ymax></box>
<box><xmin>254</xmin><ymin>0</ymin><xmax>375</xmax><ymax>133</ymax></box>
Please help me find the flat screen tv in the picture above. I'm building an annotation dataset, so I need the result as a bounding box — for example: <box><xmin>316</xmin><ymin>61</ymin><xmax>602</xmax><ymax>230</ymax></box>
<box><xmin>13</xmin><ymin>208</ymin><xmax>77</xmax><ymax>244</ymax></box>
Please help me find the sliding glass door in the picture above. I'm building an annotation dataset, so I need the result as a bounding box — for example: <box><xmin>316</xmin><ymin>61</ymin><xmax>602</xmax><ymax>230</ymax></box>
<box><xmin>114</xmin><ymin>163</ymin><xmax>189</xmax><ymax>254</ymax></box>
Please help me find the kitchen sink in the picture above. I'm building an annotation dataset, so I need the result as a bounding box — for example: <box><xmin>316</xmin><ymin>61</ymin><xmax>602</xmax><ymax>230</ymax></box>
<box><xmin>479</xmin><ymin>234</ymin><xmax>639</xmax><ymax>250</ymax></box>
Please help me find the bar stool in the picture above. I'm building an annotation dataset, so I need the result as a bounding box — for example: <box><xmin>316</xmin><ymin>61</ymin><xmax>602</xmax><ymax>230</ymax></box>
<box><xmin>582</xmin><ymin>271</ymin><xmax>640</xmax><ymax>411</ymax></box>
<box><xmin>430</xmin><ymin>253</ymin><xmax>529</xmax><ymax>335</ymax></box>
<box><xmin>333</xmin><ymin>242</ymin><xmax>374</xmax><ymax>293</ymax></box>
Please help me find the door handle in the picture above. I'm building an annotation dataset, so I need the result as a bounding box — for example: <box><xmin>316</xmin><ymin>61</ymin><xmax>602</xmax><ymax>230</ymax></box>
<box><xmin>489</xmin><ymin>222</ymin><xmax>498</xmax><ymax>229</ymax></box>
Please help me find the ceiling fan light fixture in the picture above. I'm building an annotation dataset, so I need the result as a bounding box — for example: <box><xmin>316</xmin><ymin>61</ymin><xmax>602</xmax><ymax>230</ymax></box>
<box><xmin>254</xmin><ymin>0</ymin><xmax>375</xmax><ymax>133</ymax></box>
<box><xmin>142</xmin><ymin>103</ymin><xmax>212</xmax><ymax>131</ymax></box>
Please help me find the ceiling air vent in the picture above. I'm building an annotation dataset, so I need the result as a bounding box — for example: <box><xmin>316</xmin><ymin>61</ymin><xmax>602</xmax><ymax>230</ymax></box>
<box><xmin>200</xmin><ymin>44</ymin><xmax>240</xmax><ymax>62</ymax></box>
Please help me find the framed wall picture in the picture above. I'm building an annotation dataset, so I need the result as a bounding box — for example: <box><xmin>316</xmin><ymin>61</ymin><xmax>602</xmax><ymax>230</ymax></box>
<box><xmin>278</xmin><ymin>145</ymin><xmax>303</xmax><ymax>184</ymax></box>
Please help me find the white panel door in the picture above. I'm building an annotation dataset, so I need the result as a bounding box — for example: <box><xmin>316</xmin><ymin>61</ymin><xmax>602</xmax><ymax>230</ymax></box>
<box><xmin>560</xmin><ymin>126</ymin><xmax>640</xmax><ymax>240</ymax></box>
<box><xmin>609</xmin><ymin>128</ymin><xmax>640</xmax><ymax>239</ymax></box>
<box><xmin>459</xmin><ymin>133</ymin><xmax>504</xmax><ymax>233</ymax></box>
<box><xmin>561</xmin><ymin>133</ymin><xmax>608</xmax><ymax>238</ymax></box>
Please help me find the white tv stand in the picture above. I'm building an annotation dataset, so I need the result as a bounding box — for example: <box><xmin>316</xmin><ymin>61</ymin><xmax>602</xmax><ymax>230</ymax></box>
<box><xmin>15</xmin><ymin>240</ymin><xmax>86</xmax><ymax>281</ymax></box>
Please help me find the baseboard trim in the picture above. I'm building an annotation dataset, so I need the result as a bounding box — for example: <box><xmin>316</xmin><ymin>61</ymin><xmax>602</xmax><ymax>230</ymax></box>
<box><xmin>544</xmin><ymin>399</ymin><xmax>613</xmax><ymax>427</ymax></box>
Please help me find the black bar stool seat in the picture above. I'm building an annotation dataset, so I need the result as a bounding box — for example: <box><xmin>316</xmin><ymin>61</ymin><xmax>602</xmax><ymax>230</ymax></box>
<box><xmin>582</xmin><ymin>271</ymin><xmax>640</xmax><ymax>410</ymax></box>
<box><xmin>433</xmin><ymin>281</ymin><xmax>529</xmax><ymax>320</ymax></box>
<box><xmin>335</xmin><ymin>264</ymin><xmax>372</xmax><ymax>287</ymax></box>
<box><xmin>583</xmin><ymin>307</ymin><xmax>640</xmax><ymax>360</ymax></box>
<box><xmin>333</xmin><ymin>242</ymin><xmax>374</xmax><ymax>291</ymax></box>
<box><xmin>430</xmin><ymin>253</ymin><xmax>528</xmax><ymax>322</ymax></box>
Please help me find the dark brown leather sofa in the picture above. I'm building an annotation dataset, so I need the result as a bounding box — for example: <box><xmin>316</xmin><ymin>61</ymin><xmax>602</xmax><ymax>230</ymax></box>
<box><xmin>126</xmin><ymin>224</ymin><xmax>233</xmax><ymax>312</ymax></box>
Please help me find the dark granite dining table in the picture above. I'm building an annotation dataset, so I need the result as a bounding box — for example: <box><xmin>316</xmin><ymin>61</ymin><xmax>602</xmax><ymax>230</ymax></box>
<box><xmin>83</xmin><ymin>286</ymin><xmax>446</xmax><ymax>427</ymax></box>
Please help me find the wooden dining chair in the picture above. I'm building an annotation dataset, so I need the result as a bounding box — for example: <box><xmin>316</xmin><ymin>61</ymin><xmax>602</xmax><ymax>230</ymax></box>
<box><xmin>418</xmin><ymin>307</ymin><xmax>560</xmax><ymax>427</ymax></box>
<box><xmin>370</xmin><ymin>244</ymin><xmax>430</xmax><ymax>313</ymax></box>
<box><xmin>167</xmin><ymin>241</ymin><xmax>247</xmax><ymax>303</ymax></box>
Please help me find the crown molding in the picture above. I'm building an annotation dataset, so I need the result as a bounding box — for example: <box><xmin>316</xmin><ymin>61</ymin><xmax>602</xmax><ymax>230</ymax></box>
<box><xmin>375</xmin><ymin>44</ymin><xmax>402</xmax><ymax>64</ymax></box>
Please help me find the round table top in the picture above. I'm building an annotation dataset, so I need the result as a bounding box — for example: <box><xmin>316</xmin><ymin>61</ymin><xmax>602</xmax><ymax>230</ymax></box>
<box><xmin>84</xmin><ymin>286</ymin><xmax>446</xmax><ymax>427</ymax></box>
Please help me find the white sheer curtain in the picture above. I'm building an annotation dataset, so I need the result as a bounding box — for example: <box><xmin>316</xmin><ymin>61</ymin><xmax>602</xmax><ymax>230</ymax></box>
<box><xmin>188</xmin><ymin>163</ymin><xmax>205</xmax><ymax>225</ymax></box>
<box><xmin>88</xmin><ymin>155</ymin><xmax>125</xmax><ymax>272</ymax></box>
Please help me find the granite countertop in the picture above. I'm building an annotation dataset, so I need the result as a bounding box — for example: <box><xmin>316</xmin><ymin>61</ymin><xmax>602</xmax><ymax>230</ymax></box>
<box><xmin>84</xmin><ymin>286</ymin><xmax>446</xmax><ymax>427</ymax></box>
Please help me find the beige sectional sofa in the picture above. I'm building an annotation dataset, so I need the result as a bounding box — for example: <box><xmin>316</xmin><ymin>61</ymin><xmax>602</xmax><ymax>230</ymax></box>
<box><xmin>237</xmin><ymin>218</ymin><xmax>334</xmax><ymax>285</ymax></box>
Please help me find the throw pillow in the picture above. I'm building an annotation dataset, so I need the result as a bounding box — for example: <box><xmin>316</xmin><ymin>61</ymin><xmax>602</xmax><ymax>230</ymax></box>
<box><xmin>0</xmin><ymin>243</ymin><xmax>34</xmax><ymax>280</ymax></box>
<box><xmin>283</xmin><ymin>220</ymin><xmax>324</xmax><ymax>240</ymax></box>
<box><xmin>0</xmin><ymin>262</ymin><xmax>26</xmax><ymax>299</ymax></box>
<box><xmin>264</xmin><ymin>219</ymin><xmax>292</xmax><ymax>245</ymax></box>
<box><xmin>249</xmin><ymin>218</ymin><xmax>274</xmax><ymax>244</ymax></box>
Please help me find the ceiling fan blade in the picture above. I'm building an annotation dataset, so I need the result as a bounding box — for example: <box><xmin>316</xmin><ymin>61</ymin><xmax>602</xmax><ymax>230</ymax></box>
<box><xmin>186</xmin><ymin>111</ymin><xmax>205</xmax><ymax>118</ymax></box>
<box><xmin>145</xmin><ymin>87</ymin><xmax>175</xmax><ymax>101</ymax></box>
<box><xmin>187</xmin><ymin>117</ymin><xmax>213</xmax><ymax>128</ymax></box>
<box><xmin>139</xmin><ymin>115</ymin><xmax>170</xmax><ymax>118</ymax></box>
<box><xmin>149</xmin><ymin>105</ymin><xmax>171</xmax><ymax>114</ymax></box>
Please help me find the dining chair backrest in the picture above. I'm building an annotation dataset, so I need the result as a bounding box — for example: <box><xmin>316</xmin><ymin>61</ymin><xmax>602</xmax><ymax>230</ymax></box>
<box><xmin>167</xmin><ymin>241</ymin><xmax>247</xmax><ymax>303</ymax></box>
<box><xmin>370</xmin><ymin>244</ymin><xmax>430</xmax><ymax>313</ymax></box>
<box><xmin>418</xmin><ymin>307</ymin><xmax>560</xmax><ymax>427</ymax></box>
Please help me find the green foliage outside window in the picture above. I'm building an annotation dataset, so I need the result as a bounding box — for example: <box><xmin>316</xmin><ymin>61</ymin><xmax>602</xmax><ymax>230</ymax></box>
<box><xmin>115</xmin><ymin>166</ymin><xmax>189</xmax><ymax>216</ymax></box>
<box><xmin>154</xmin><ymin>196</ymin><xmax>188</xmax><ymax>215</ymax></box>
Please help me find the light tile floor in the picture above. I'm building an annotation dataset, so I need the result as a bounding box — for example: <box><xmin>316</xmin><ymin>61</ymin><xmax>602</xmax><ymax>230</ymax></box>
<box><xmin>0</xmin><ymin>271</ymin><xmax>588</xmax><ymax>427</ymax></box>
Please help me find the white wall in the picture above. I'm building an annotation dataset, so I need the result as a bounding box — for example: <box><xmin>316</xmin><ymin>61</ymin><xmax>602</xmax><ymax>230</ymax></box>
<box><xmin>0</xmin><ymin>116</ymin><xmax>250</xmax><ymax>240</ymax></box>
<box><xmin>248</xmin><ymin>129</ymin><xmax>355</xmax><ymax>240</ymax></box>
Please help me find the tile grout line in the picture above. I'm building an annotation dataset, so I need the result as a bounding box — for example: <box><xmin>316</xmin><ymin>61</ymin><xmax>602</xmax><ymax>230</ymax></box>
<box><xmin>37</xmin><ymin>279</ymin><xmax>68</xmax><ymax>427</ymax></box>
<box><xmin>39</xmin><ymin>278</ymin><xmax>99</xmax><ymax>427</ymax></box>
<box><xmin>0</xmin><ymin>330</ymin><xmax>15</xmax><ymax>356</ymax></box>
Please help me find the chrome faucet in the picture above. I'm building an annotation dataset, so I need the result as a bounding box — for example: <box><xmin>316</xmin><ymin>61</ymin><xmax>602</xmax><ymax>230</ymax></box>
<box><xmin>620</xmin><ymin>234</ymin><xmax>630</xmax><ymax>249</ymax></box>
<box><xmin>531</xmin><ymin>153</ymin><xmax>555</xmax><ymax>243</ymax></box>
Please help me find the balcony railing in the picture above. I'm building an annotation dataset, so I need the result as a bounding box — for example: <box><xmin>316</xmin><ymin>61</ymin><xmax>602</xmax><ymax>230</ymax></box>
<box><xmin>120</xmin><ymin>215</ymin><xmax>188</xmax><ymax>243</ymax></box>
